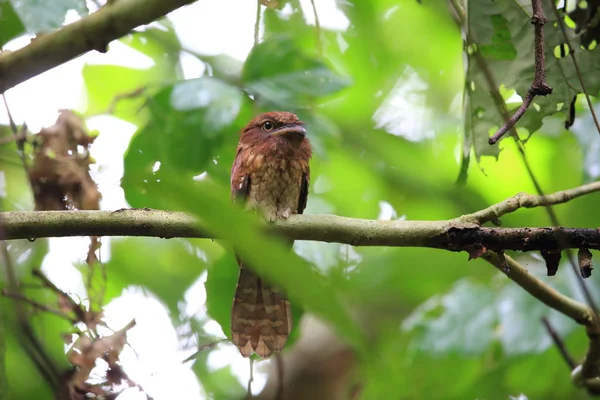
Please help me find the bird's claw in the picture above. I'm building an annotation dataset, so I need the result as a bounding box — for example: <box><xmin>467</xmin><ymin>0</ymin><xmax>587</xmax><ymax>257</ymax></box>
<box><xmin>281</xmin><ymin>208</ymin><xmax>292</xmax><ymax>219</ymax></box>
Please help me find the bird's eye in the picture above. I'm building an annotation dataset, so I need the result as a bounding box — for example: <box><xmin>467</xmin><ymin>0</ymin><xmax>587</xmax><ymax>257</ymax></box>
<box><xmin>261</xmin><ymin>121</ymin><xmax>275</xmax><ymax>132</ymax></box>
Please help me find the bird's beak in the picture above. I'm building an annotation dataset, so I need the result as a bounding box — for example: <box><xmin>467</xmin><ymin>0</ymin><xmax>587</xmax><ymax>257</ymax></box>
<box><xmin>272</xmin><ymin>124</ymin><xmax>306</xmax><ymax>140</ymax></box>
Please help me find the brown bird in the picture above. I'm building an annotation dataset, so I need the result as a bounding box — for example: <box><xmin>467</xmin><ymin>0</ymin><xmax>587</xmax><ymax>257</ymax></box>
<box><xmin>230</xmin><ymin>111</ymin><xmax>312</xmax><ymax>358</ymax></box>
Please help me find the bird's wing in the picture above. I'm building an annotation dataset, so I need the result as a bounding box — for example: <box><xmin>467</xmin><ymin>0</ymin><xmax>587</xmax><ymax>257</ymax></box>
<box><xmin>231</xmin><ymin>146</ymin><xmax>250</xmax><ymax>203</ymax></box>
<box><xmin>297</xmin><ymin>170</ymin><xmax>309</xmax><ymax>214</ymax></box>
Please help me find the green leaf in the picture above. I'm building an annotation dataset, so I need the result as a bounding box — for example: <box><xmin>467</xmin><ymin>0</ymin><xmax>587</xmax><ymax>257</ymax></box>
<box><xmin>403</xmin><ymin>267</ymin><xmax>577</xmax><ymax>355</ymax></box>
<box><xmin>205</xmin><ymin>253</ymin><xmax>238</xmax><ymax>336</ymax></box>
<box><xmin>170</xmin><ymin>78</ymin><xmax>243</xmax><ymax>131</ymax></box>
<box><xmin>0</xmin><ymin>0</ymin><xmax>25</xmax><ymax>46</ymax></box>
<box><xmin>82</xmin><ymin>65</ymin><xmax>154</xmax><ymax>123</ymax></box>
<box><xmin>10</xmin><ymin>0</ymin><xmax>87</xmax><ymax>33</ymax></box>
<box><xmin>193</xmin><ymin>354</ymin><xmax>246</xmax><ymax>400</ymax></box>
<box><xmin>102</xmin><ymin>237</ymin><xmax>206</xmax><ymax>315</ymax></box>
<box><xmin>403</xmin><ymin>279</ymin><xmax>497</xmax><ymax>354</ymax></box>
<box><xmin>0</xmin><ymin>300</ymin><xmax>5</xmax><ymax>399</ymax></box>
<box><xmin>571</xmin><ymin>102</ymin><xmax>600</xmax><ymax>181</ymax></box>
<box><xmin>241</xmin><ymin>35</ymin><xmax>351</xmax><ymax>108</ymax></box>
<box><xmin>121</xmin><ymin>77</ymin><xmax>243</xmax><ymax>209</ymax></box>
<box><xmin>82</xmin><ymin>26</ymin><xmax>182</xmax><ymax>123</ymax></box>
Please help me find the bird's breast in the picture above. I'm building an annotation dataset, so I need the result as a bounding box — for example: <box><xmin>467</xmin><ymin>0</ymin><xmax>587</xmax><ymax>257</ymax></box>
<box><xmin>246</xmin><ymin>154</ymin><xmax>305</xmax><ymax>221</ymax></box>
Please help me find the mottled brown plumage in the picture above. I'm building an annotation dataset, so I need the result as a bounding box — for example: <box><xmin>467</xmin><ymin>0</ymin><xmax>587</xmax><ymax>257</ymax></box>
<box><xmin>230</xmin><ymin>111</ymin><xmax>311</xmax><ymax>358</ymax></box>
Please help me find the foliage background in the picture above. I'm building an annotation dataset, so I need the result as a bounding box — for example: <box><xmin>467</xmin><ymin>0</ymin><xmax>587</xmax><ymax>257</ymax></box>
<box><xmin>1</xmin><ymin>0</ymin><xmax>600</xmax><ymax>399</ymax></box>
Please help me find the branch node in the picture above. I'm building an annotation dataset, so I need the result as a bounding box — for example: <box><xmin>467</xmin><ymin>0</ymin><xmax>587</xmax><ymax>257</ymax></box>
<box><xmin>530</xmin><ymin>13</ymin><xmax>547</xmax><ymax>27</ymax></box>
<box><xmin>531</xmin><ymin>83</ymin><xmax>553</xmax><ymax>96</ymax></box>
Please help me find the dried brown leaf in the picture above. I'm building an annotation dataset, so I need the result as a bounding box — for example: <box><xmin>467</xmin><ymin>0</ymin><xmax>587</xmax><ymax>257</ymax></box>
<box><xmin>578</xmin><ymin>248</ymin><xmax>594</xmax><ymax>278</ymax></box>
<box><xmin>29</xmin><ymin>109</ymin><xmax>101</xmax><ymax>211</ymax></box>
<box><xmin>540</xmin><ymin>249</ymin><xmax>562</xmax><ymax>276</ymax></box>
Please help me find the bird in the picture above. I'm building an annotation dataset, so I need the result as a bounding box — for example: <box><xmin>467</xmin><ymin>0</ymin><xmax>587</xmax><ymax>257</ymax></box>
<box><xmin>230</xmin><ymin>111</ymin><xmax>312</xmax><ymax>358</ymax></box>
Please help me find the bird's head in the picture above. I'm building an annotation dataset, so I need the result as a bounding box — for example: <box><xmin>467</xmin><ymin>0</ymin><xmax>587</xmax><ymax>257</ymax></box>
<box><xmin>240</xmin><ymin>111</ymin><xmax>308</xmax><ymax>148</ymax></box>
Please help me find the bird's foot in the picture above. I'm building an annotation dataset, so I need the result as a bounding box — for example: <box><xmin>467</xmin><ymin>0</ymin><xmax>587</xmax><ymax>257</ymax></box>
<box><xmin>280</xmin><ymin>208</ymin><xmax>293</xmax><ymax>219</ymax></box>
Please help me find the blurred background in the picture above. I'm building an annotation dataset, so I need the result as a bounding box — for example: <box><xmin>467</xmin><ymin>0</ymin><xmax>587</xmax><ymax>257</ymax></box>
<box><xmin>1</xmin><ymin>0</ymin><xmax>600</xmax><ymax>399</ymax></box>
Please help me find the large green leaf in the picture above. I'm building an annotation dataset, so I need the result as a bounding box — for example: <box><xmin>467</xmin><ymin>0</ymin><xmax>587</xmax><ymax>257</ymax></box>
<box><xmin>570</xmin><ymin>102</ymin><xmax>600</xmax><ymax>181</ymax></box>
<box><xmin>204</xmin><ymin>254</ymin><xmax>238</xmax><ymax>336</ymax></box>
<box><xmin>403</xmin><ymin>264</ymin><xmax>577</xmax><ymax>356</ymax></box>
<box><xmin>10</xmin><ymin>0</ymin><xmax>87</xmax><ymax>33</ymax></box>
<box><xmin>102</xmin><ymin>237</ymin><xmax>207</xmax><ymax>316</ymax></box>
<box><xmin>192</xmin><ymin>350</ymin><xmax>246</xmax><ymax>400</ymax></box>
<box><xmin>82</xmin><ymin>26</ymin><xmax>182</xmax><ymax>124</ymax></box>
<box><xmin>121</xmin><ymin>77</ymin><xmax>243</xmax><ymax>209</ymax></box>
<box><xmin>0</xmin><ymin>0</ymin><xmax>25</xmax><ymax>46</ymax></box>
<box><xmin>0</xmin><ymin>300</ymin><xmax>4</xmax><ymax>399</ymax></box>
<box><xmin>241</xmin><ymin>35</ymin><xmax>351</xmax><ymax>108</ymax></box>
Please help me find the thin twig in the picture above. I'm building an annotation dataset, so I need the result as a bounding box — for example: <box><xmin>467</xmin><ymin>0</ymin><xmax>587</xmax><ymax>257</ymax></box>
<box><xmin>488</xmin><ymin>91</ymin><xmax>535</xmax><ymax>144</ymax></box>
<box><xmin>32</xmin><ymin>269</ymin><xmax>90</xmax><ymax>325</ymax></box>
<box><xmin>488</xmin><ymin>0</ymin><xmax>552</xmax><ymax>144</ymax></box>
<box><xmin>310</xmin><ymin>0</ymin><xmax>323</xmax><ymax>56</ymax></box>
<box><xmin>181</xmin><ymin>338</ymin><xmax>228</xmax><ymax>363</ymax></box>
<box><xmin>531</xmin><ymin>0</ymin><xmax>552</xmax><ymax>93</ymax></box>
<box><xmin>275</xmin><ymin>353</ymin><xmax>284</xmax><ymax>400</ymax></box>
<box><xmin>550</xmin><ymin>0</ymin><xmax>600</xmax><ymax>137</ymax></box>
<box><xmin>459</xmin><ymin>180</ymin><xmax>600</xmax><ymax>224</ymax></box>
<box><xmin>0</xmin><ymin>131</ymin><xmax>27</xmax><ymax>146</ymax></box>
<box><xmin>541</xmin><ymin>316</ymin><xmax>577</xmax><ymax>370</ymax></box>
<box><xmin>0</xmin><ymin>237</ymin><xmax>59</xmax><ymax>389</ymax></box>
<box><xmin>106</xmin><ymin>87</ymin><xmax>147</xmax><ymax>114</ymax></box>
<box><xmin>2</xmin><ymin>95</ymin><xmax>29</xmax><ymax>170</ymax></box>
<box><xmin>1</xmin><ymin>289</ymin><xmax>78</xmax><ymax>324</ymax></box>
<box><xmin>254</xmin><ymin>1</ymin><xmax>261</xmax><ymax>46</ymax></box>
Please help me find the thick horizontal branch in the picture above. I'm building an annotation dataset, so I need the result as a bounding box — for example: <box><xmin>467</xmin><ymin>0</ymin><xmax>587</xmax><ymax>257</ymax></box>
<box><xmin>1</xmin><ymin>210</ymin><xmax>599</xmax><ymax>253</ymax></box>
<box><xmin>0</xmin><ymin>0</ymin><xmax>197</xmax><ymax>94</ymax></box>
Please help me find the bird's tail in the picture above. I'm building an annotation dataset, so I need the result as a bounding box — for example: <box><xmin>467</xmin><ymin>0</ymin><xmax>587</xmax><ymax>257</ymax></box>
<box><xmin>231</xmin><ymin>265</ymin><xmax>292</xmax><ymax>358</ymax></box>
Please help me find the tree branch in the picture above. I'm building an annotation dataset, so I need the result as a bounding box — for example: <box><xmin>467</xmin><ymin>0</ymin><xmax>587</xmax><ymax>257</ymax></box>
<box><xmin>0</xmin><ymin>0</ymin><xmax>197</xmax><ymax>94</ymax></box>
<box><xmin>488</xmin><ymin>0</ymin><xmax>553</xmax><ymax>145</ymax></box>
<box><xmin>1</xmin><ymin>183</ymin><xmax>598</xmax><ymax>254</ymax></box>
<box><xmin>487</xmin><ymin>91</ymin><xmax>535</xmax><ymax>145</ymax></box>
<box><xmin>0</xmin><ymin>209</ymin><xmax>599</xmax><ymax>253</ymax></box>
